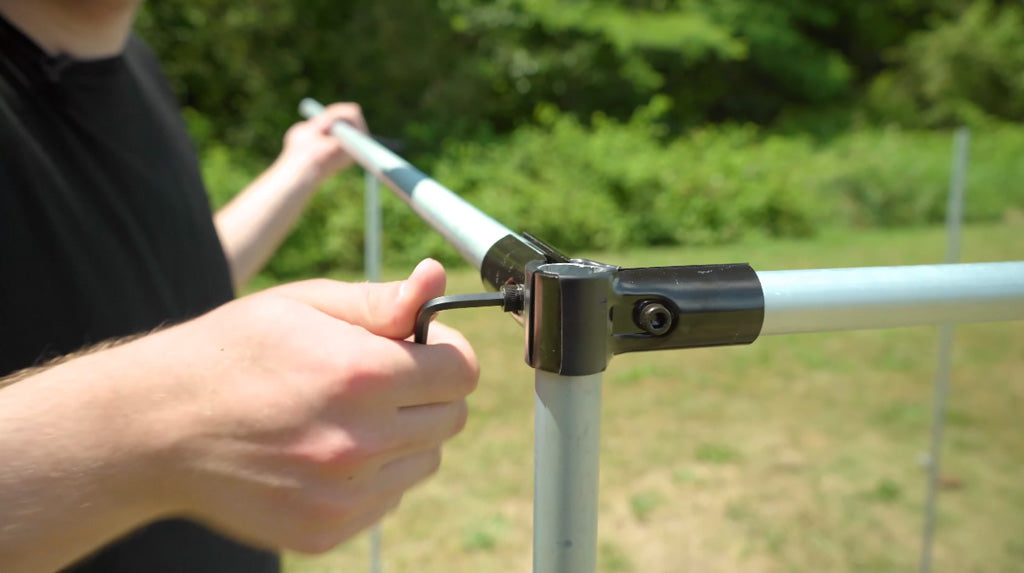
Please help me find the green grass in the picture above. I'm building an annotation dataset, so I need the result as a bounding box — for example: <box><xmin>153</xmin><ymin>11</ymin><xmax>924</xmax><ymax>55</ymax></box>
<box><xmin>696</xmin><ymin>442</ymin><xmax>744</xmax><ymax>465</ymax></box>
<box><xmin>629</xmin><ymin>491</ymin><xmax>665</xmax><ymax>522</ymax></box>
<box><xmin>285</xmin><ymin>222</ymin><xmax>1024</xmax><ymax>573</ymax></box>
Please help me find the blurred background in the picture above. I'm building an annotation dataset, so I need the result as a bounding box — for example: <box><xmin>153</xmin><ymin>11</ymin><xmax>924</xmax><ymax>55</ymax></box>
<box><xmin>137</xmin><ymin>2</ymin><xmax>1024</xmax><ymax>571</ymax></box>
<box><xmin>137</xmin><ymin>0</ymin><xmax>1024</xmax><ymax>281</ymax></box>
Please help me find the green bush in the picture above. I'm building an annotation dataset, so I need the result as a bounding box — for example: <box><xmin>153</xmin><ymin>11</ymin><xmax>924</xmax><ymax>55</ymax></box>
<box><xmin>817</xmin><ymin>125</ymin><xmax>1024</xmax><ymax>227</ymax></box>
<box><xmin>433</xmin><ymin>103</ymin><xmax>822</xmax><ymax>256</ymax></box>
<box><xmin>198</xmin><ymin>143</ymin><xmax>368</xmax><ymax>276</ymax></box>
<box><xmin>816</xmin><ymin>128</ymin><xmax>952</xmax><ymax>227</ymax></box>
<box><xmin>648</xmin><ymin>126</ymin><xmax>820</xmax><ymax>246</ymax></box>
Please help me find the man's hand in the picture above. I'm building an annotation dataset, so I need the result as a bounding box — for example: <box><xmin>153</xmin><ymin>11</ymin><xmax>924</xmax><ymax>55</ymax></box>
<box><xmin>150</xmin><ymin>258</ymin><xmax>475</xmax><ymax>552</ymax></box>
<box><xmin>0</xmin><ymin>259</ymin><xmax>479</xmax><ymax>571</ymax></box>
<box><xmin>214</xmin><ymin>101</ymin><xmax>370</xmax><ymax>289</ymax></box>
<box><xmin>278</xmin><ymin>102</ymin><xmax>369</xmax><ymax>189</ymax></box>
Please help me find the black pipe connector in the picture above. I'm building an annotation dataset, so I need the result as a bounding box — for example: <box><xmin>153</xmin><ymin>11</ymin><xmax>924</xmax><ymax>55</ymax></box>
<box><xmin>413</xmin><ymin>232</ymin><xmax>766</xmax><ymax>375</ymax></box>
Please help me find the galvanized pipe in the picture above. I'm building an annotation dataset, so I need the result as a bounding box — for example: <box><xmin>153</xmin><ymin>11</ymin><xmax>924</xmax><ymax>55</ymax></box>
<box><xmin>533</xmin><ymin>370</ymin><xmax>602</xmax><ymax>573</ymax></box>
<box><xmin>758</xmin><ymin>262</ymin><xmax>1024</xmax><ymax>335</ymax></box>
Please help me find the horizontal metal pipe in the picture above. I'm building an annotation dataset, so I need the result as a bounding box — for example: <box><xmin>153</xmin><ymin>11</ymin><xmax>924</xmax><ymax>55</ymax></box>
<box><xmin>301</xmin><ymin>99</ymin><xmax>1024</xmax><ymax>336</ymax></box>
<box><xmin>758</xmin><ymin>261</ymin><xmax>1024</xmax><ymax>335</ymax></box>
<box><xmin>300</xmin><ymin>98</ymin><xmax>513</xmax><ymax>270</ymax></box>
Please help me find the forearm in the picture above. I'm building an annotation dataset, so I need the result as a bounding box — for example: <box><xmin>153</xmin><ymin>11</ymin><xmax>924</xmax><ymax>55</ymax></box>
<box><xmin>0</xmin><ymin>348</ymin><xmax>171</xmax><ymax>572</ymax></box>
<box><xmin>0</xmin><ymin>334</ymin><xmax>146</xmax><ymax>390</ymax></box>
<box><xmin>214</xmin><ymin>158</ymin><xmax>319</xmax><ymax>291</ymax></box>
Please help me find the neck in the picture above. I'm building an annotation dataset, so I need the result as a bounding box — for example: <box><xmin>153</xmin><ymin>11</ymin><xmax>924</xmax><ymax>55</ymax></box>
<box><xmin>0</xmin><ymin>1</ymin><xmax>139</xmax><ymax>58</ymax></box>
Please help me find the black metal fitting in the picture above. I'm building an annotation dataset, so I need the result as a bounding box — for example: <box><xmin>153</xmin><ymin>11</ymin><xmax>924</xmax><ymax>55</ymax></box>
<box><xmin>610</xmin><ymin>264</ymin><xmax>764</xmax><ymax>356</ymax></box>
<box><xmin>414</xmin><ymin>231</ymin><xmax>768</xmax><ymax>375</ymax></box>
<box><xmin>414</xmin><ymin>233</ymin><xmax>570</xmax><ymax>345</ymax></box>
<box><xmin>480</xmin><ymin>233</ymin><xmax>569</xmax><ymax>295</ymax></box>
<box><xmin>524</xmin><ymin>260</ymin><xmax>765</xmax><ymax>375</ymax></box>
<box><xmin>524</xmin><ymin>260</ymin><xmax>619</xmax><ymax>375</ymax></box>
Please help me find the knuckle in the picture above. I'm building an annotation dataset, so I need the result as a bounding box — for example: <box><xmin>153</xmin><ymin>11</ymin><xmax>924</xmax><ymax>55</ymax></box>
<box><xmin>453</xmin><ymin>331</ymin><xmax>480</xmax><ymax>374</ymax></box>
<box><xmin>332</xmin><ymin>355</ymin><xmax>390</xmax><ymax>399</ymax></box>
<box><xmin>325</xmin><ymin>440</ymin><xmax>377</xmax><ymax>472</ymax></box>
<box><xmin>449</xmin><ymin>400</ymin><xmax>469</xmax><ymax>437</ymax></box>
<box><xmin>294</xmin><ymin>430</ymin><xmax>381</xmax><ymax>474</ymax></box>
<box><xmin>327</xmin><ymin>102</ymin><xmax>362</xmax><ymax>121</ymax></box>
<box><xmin>433</xmin><ymin>326</ymin><xmax>479</xmax><ymax>395</ymax></box>
<box><xmin>331</xmin><ymin>441</ymin><xmax>374</xmax><ymax>471</ymax></box>
<box><xmin>457</xmin><ymin>346</ymin><xmax>481</xmax><ymax>395</ymax></box>
<box><xmin>425</xmin><ymin>448</ymin><xmax>443</xmax><ymax>476</ymax></box>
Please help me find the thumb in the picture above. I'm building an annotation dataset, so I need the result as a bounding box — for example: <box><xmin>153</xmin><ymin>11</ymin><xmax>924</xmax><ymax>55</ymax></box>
<box><xmin>273</xmin><ymin>259</ymin><xmax>447</xmax><ymax>340</ymax></box>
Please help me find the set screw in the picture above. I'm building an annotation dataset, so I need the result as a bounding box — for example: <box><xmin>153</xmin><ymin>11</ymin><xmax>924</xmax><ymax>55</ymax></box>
<box><xmin>635</xmin><ymin>301</ymin><xmax>674</xmax><ymax>335</ymax></box>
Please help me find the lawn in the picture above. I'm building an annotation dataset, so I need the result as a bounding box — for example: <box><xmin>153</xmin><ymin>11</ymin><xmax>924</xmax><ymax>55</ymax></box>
<box><xmin>286</xmin><ymin>221</ymin><xmax>1024</xmax><ymax>573</ymax></box>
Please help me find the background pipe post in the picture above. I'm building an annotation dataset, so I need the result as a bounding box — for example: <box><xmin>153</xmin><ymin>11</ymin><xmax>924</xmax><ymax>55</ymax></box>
<box><xmin>919</xmin><ymin>126</ymin><xmax>970</xmax><ymax>573</ymax></box>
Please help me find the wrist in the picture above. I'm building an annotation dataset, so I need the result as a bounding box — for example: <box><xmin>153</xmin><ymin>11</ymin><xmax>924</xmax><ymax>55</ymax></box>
<box><xmin>269</xmin><ymin>152</ymin><xmax>323</xmax><ymax>194</ymax></box>
<box><xmin>57</xmin><ymin>335</ymin><xmax>195</xmax><ymax>519</ymax></box>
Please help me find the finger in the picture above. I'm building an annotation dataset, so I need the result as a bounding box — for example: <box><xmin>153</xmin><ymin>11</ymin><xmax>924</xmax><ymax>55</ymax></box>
<box><xmin>397</xmin><ymin>323</ymin><xmax>479</xmax><ymax>406</ymax></box>
<box><xmin>274</xmin><ymin>259</ymin><xmax>446</xmax><ymax>340</ymax></box>
<box><xmin>372</xmin><ymin>448</ymin><xmax>443</xmax><ymax>497</ymax></box>
<box><xmin>292</xmin><ymin>491</ymin><xmax>403</xmax><ymax>554</ymax></box>
<box><xmin>381</xmin><ymin>400</ymin><xmax>468</xmax><ymax>460</ymax></box>
<box><xmin>327</xmin><ymin>492</ymin><xmax>401</xmax><ymax>543</ymax></box>
<box><xmin>337</xmin><ymin>325</ymin><xmax>477</xmax><ymax>408</ymax></box>
<box><xmin>287</xmin><ymin>450</ymin><xmax>431</xmax><ymax>552</ymax></box>
<box><xmin>320</xmin><ymin>102</ymin><xmax>369</xmax><ymax>135</ymax></box>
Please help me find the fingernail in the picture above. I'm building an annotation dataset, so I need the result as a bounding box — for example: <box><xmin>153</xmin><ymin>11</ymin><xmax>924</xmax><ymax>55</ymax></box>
<box><xmin>399</xmin><ymin>259</ymin><xmax>430</xmax><ymax>299</ymax></box>
<box><xmin>412</xmin><ymin>258</ymin><xmax>434</xmax><ymax>276</ymax></box>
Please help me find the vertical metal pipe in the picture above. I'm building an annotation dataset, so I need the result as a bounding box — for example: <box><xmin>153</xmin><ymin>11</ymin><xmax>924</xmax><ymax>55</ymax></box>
<box><xmin>533</xmin><ymin>370</ymin><xmax>602</xmax><ymax>573</ymax></box>
<box><xmin>943</xmin><ymin>127</ymin><xmax>970</xmax><ymax>263</ymax></box>
<box><xmin>920</xmin><ymin>127</ymin><xmax>970</xmax><ymax>573</ymax></box>
<box><xmin>369</xmin><ymin>526</ymin><xmax>381</xmax><ymax>573</ymax></box>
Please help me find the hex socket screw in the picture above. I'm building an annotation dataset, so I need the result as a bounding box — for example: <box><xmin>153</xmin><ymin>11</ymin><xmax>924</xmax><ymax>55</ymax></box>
<box><xmin>635</xmin><ymin>301</ymin><xmax>674</xmax><ymax>335</ymax></box>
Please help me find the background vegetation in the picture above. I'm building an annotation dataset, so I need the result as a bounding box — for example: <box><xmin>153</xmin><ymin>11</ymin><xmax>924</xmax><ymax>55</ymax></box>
<box><xmin>136</xmin><ymin>0</ymin><xmax>1024</xmax><ymax>278</ymax></box>
<box><xmin>283</xmin><ymin>223</ymin><xmax>1024</xmax><ymax>572</ymax></box>
<box><xmin>133</xmin><ymin>3</ymin><xmax>1024</xmax><ymax>571</ymax></box>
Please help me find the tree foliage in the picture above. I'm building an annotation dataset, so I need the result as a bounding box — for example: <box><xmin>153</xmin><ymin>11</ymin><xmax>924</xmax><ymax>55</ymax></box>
<box><xmin>868</xmin><ymin>0</ymin><xmax>1024</xmax><ymax>127</ymax></box>
<box><xmin>137</xmin><ymin>0</ymin><xmax>1024</xmax><ymax>158</ymax></box>
<box><xmin>135</xmin><ymin>1</ymin><xmax>1024</xmax><ymax>277</ymax></box>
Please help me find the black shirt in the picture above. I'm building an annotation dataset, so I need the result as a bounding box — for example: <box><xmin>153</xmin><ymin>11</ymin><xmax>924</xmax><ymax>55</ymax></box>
<box><xmin>0</xmin><ymin>14</ymin><xmax>278</xmax><ymax>573</ymax></box>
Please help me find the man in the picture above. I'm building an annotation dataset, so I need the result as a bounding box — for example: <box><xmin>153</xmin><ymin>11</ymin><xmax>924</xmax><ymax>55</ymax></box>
<box><xmin>0</xmin><ymin>1</ymin><xmax>479</xmax><ymax>572</ymax></box>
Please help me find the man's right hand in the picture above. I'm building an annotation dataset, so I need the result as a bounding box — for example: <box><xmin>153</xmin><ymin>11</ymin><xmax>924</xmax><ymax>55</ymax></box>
<box><xmin>0</xmin><ymin>259</ymin><xmax>479</xmax><ymax>571</ymax></box>
<box><xmin>145</xmin><ymin>258</ymin><xmax>477</xmax><ymax>552</ymax></box>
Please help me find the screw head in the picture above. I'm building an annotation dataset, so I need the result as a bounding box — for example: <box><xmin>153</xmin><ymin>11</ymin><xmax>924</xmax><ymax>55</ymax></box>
<box><xmin>636</xmin><ymin>301</ymin><xmax>674</xmax><ymax>335</ymax></box>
